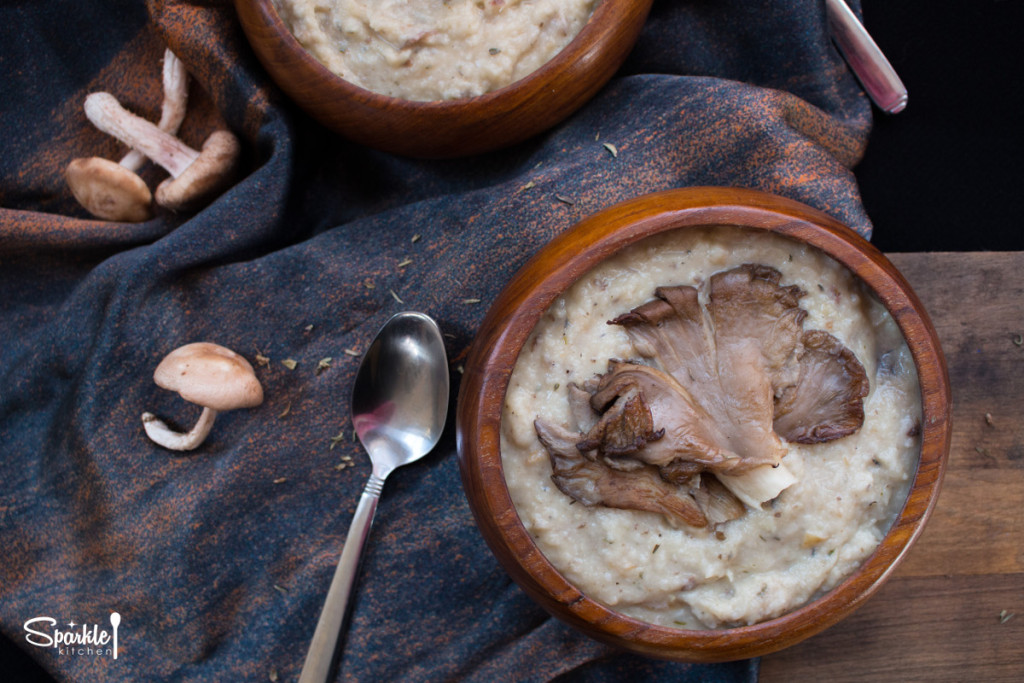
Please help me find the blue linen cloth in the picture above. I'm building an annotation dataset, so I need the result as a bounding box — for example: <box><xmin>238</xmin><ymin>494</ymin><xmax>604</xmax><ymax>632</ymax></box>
<box><xmin>0</xmin><ymin>0</ymin><xmax>870</xmax><ymax>680</ymax></box>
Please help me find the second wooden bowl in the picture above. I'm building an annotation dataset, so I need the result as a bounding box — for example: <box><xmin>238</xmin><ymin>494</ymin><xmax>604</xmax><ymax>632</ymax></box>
<box><xmin>235</xmin><ymin>0</ymin><xmax>653</xmax><ymax>158</ymax></box>
<box><xmin>456</xmin><ymin>187</ymin><xmax>951</xmax><ymax>661</ymax></box>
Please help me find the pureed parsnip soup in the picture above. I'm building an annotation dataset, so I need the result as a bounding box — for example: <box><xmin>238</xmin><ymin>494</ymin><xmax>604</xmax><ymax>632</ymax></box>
<box><xmin>272</xmin><ymin>0</ymin><xmax>600</xmax><ymax>101</ymax></box>
<box><xmin>500</xmin><ymin>226</ymin><xmax>921</xmax><ymax>629</ymax></box>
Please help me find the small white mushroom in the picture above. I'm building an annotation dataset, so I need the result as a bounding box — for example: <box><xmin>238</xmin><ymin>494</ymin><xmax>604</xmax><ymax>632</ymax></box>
<box><xmin>120</xmin><ymin>48</ymin><xmax>190</xmax><ymax>172</ymax></box>
<box><xmin>66</xmin><ymin>48</ymin><xmax>191</xmax><ymax>222</ymax></box>
<box><xmin>65</xmin><ymin>158</ymin><xmax>153</xmax><ymax>222</ymax></box>
<box><xmin>154</xmin><ymin>130</ymin><xmax>239</xmax><ymax>211</ymax></box>
<box><xmin>142</xmin><ymin>342</ymin><xmax>264</xmax><ymax>451</ymax></box>
<box><xmin>84</xmin><ymin>92</ymin><xmax>239</xmax><ymax>212</ymax></box>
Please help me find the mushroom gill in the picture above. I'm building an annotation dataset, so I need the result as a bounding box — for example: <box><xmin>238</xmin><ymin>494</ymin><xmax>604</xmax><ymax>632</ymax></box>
<box><xmin>611</xmin><ymin>264</ymin><xmax>804</xmax><ymax>473</ymax></box>
<box><xmin>532</xmin><ymin>263</ymin><xmax>870</xmax><ymax>526</ymax></box>
<box><xmin>575</xmin><ymin>379</ymin><xmax>665</xmax><ymax>460</ymax></box>
<box><xmin>578</xmin><ymin>361</ymin><xmax>751</xmax><ymax>474</ymax></box>
<box><xmin>536</xmin><ymin>418</ymin><xmax>708</xmax><ymax>528</ymax></box>
<box><xmin>773</xmin><ymin>329</ymin><xmax>870</xmax><ymax>443</ymax></box>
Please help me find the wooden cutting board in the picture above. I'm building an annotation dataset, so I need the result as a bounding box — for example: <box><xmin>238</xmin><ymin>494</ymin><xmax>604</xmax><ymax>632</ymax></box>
<box><xmin>760</xmin><ymin>252</ymin><xmax>1024</xmax><ymax>682</ymax></box>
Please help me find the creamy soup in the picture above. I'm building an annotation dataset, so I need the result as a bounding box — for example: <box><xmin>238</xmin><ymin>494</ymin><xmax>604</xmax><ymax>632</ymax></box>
<box><xmin>273</xmin><ymin>0</ymin><xmax>600</xmax><ymax>101</ymax></box>
<box><xmin>500</xmin><ymin>226</ymin><xmax>921</xmax><ymax>629</ymax></box>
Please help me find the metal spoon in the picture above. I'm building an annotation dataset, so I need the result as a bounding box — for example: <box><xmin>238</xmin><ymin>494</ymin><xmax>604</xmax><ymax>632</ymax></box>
<box><xmin>299</xmin><ymin>311</ymin><xmax>450</xmax><ymax>683</ymax></box>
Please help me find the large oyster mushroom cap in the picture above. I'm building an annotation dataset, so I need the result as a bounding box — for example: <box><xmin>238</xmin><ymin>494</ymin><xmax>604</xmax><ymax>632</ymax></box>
<box><xmin>532</xmin><ymin>263</ymin><xmax>872</xmax><ymax>525</ymax></box>
<box><xmin>581</xmin><ymin>361</ymin><xmax>750</xmax><ymax>473</ymax></box>
<box><xmin>707</xmin><ymin>264</ymin><xmax>807</xmax><ymax>388</ymax></box>
<box><xmin>613</xmin><ymin>265</ymin><xmax>805</xmax><ymax>472</ymax></box>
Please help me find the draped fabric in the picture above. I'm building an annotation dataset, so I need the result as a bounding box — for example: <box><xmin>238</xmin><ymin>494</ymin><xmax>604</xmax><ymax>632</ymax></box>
<box><xmin>0</xmin><ymin>0</ymin><xmax>870</xmax><ymax>680</ymax></box>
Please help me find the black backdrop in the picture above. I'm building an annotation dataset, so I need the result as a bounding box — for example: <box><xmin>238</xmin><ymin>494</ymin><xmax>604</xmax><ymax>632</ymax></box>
<box><xmin>857</xmin><ymin>0</ymin><xmax>1024</xmax><ymax>253</ymax></box>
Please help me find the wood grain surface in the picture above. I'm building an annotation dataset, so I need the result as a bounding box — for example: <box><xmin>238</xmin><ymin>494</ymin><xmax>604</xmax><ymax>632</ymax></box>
<box><xmin>760</xmin><ymin>251</ymin><xmax>1024</xmax><ymax>682</ymax></box>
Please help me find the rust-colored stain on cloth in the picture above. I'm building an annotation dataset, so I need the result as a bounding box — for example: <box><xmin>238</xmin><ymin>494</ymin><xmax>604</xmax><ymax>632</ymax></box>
<box><xmin>2</xmin><ymin>0</ymin><xmax>872</xmax><ymax>681</ymax></box>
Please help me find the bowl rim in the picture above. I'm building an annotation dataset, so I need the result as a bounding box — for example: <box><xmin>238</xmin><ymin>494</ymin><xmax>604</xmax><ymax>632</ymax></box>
<box><xmin>456</xmin><ymin>186</ymin><xmax>952</xmax><ymax>661</ymax></box>
<box><xmin>235</xmin><ymin>0</ymin><xmax>654</xmax><ymax>156</ymax></box>
<box><xmin>241</xmin><ymin>0</ymin><xmax>642</xmax><ymax>108</ymax></box>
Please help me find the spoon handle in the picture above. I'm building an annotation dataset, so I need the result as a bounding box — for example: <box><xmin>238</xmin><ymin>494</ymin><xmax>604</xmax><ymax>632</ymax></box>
<box><xmin>298</xmin><ymin>473</ymin><xmax>386</xmax><ymax>683</ymax></box>
<box><xmin>825</xmin><ymin>0</ymin><xmax>907</xmax><ymax>113</ymax></box>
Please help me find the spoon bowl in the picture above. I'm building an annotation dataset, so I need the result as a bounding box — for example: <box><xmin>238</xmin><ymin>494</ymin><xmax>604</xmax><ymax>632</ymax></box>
<box><xmin>299</xmin><ymin>312</ymin><xmax>449</xmax><ymax>683</ymax></box>
<box><xmin>352</xmin><ymin>313</ymin><xmax>450</xmax><ymax>474</ymax></box>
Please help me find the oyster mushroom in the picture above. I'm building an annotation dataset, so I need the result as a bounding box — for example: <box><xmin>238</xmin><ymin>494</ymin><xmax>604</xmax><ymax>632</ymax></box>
<box><xmin>568</xmin><ymin>358</ymin><xmax>794</xmax><ymax>511</ymax></box>
<box><xmin>705</xmin><ymin>264</ymin><xmax>807</xmax><ymax>390</ymax></box>
<box><xmin>141</xmin><ymin>342</ymin><xmax>263</xmax><ymax>451</ymax></box>
<box><xmin>533</xmin><ymin>264</ymin><xmax>870</xmax><ymax>523</ymax></box>
<box><xmin>609</xmin><ymin>267</ymin><xmax>802</xmax><ymax>476</ymax></box>
<box><xmin>84</xmin><ymin>92</ymin><xmax>239</xmax><ymax>212</ymax></box>
<box><xmin>773</xmin><ymin>329</ymin><xmax>870</xmax><ymax>443</ymax></box>
<box><xmin>576</xmin><ymin>378</ymin><xmax>665</xmax><ymax>460</ymax></box>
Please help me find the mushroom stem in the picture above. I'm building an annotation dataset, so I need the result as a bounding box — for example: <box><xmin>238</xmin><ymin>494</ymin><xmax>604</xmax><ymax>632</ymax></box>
<box><xmin>120</xmin><ymin>49</ymin><xmax>190</xmax><ymax>172</ymax></box>
<box><xmin>85</xmin><ymin>92</ymin><xmax>199</xmax><ymax>178</ymax></box>
<box><xmin>141</xmin><ymin>406</ymin><xmax>219</xmax><ymax>451</ymax></box>
<box><xmin>717</xmin><ymin>462</ymin><xmax>797</xmax><ymax>509</ymax></box>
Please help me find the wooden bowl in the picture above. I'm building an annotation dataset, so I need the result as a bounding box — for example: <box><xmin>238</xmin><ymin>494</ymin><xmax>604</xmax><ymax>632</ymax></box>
<box><xmin>234</xmin><ymin>0</ymin><xmax>653</xmax><ymax>158</ymax></box>
<box><xmin>456</xmin><ymin>187</ymin><xmax>951</xmax><ymax>661</ymax></box>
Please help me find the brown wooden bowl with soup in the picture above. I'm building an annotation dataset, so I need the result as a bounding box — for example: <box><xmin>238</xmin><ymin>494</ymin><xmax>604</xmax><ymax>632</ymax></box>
<box><xmin>456</xmin><ymin>187</ymin><xmax>951</xmax><ymax>661</ymax></box>
<box><xmin>235</xmin><ymin>0</ymin><xmax>653</xmax><ymax>158</ymax></box>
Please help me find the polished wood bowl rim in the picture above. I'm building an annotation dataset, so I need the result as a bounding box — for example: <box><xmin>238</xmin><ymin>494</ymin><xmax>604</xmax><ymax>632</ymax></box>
<box><xmin>234</xmin><ymin>0</ymin><xmax>654</xmax><ymax>158</ymax></box>
<box><xmin>456</xmin><ymin>186</ymin><xmax>952</xmax><ymax>661</ymax></box>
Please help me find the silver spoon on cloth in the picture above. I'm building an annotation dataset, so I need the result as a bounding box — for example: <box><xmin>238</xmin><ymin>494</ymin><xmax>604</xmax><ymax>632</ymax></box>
<box><xmin>299</xmin><ymin>311</ymin><xmax>449</xmax><ymax>683</ymax></box>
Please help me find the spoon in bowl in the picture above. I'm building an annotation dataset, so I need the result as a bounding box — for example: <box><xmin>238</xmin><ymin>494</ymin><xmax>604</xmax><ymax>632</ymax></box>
<box><xmin>299</xmin><ymin>311</ymin><xmax>450</xmax><ymax>683</ymax></box>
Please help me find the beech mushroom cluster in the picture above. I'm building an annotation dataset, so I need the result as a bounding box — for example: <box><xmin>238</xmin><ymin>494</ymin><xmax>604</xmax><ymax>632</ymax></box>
<box><xmin>533</xmin><ymin>264</ymin><xmax>870</xmax><ymax>528</ymax></box>
<box><xmin>142</xmin><ymin>342</ymin><xmax>263</xmax><ymax>451</ymax></box>
<box><xmin>65</xmin><ymin>48</ymin><xmax>239</xmax><ymax>222</ymax></box>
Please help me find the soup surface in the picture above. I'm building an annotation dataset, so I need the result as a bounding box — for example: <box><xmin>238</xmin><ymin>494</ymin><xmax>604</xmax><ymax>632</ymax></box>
<box><xmin>501</xmin><ymin>226</ymin><xmax>921</xmax><ymax>629</ymax></box>
<box><xmin>273</xmin><ymin>0</ymin><xmax>599</xmax><ymax>101</ymax></box>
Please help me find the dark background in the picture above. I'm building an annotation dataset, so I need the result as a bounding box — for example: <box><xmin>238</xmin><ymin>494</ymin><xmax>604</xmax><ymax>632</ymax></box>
<box><xmin>856</xmin><ymin>0</ymin><xmax>1024</xmax><ymax>253</ymax></box>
